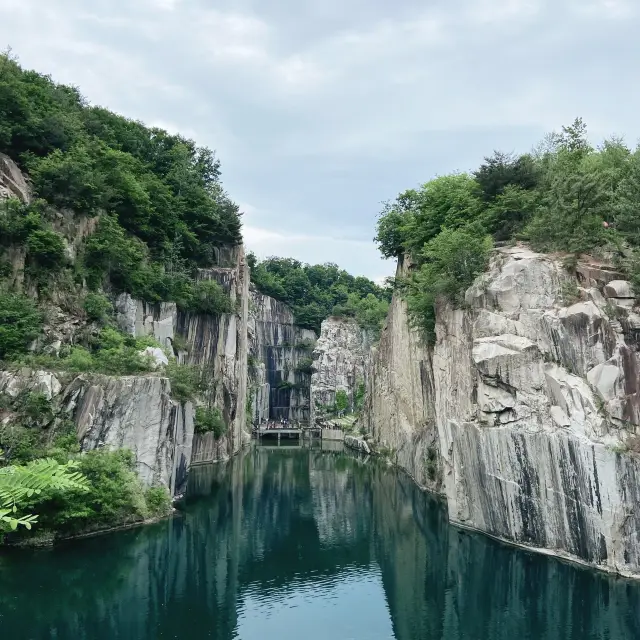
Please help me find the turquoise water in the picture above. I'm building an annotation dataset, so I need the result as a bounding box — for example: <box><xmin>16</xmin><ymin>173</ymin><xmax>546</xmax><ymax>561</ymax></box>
<box><xmin>1</xmin><ymin>445</ymin><xmax>639</xmax><ymax>639</ymax></box>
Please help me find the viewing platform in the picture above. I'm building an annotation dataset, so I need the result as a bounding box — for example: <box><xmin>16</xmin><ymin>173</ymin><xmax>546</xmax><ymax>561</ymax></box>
<box><xmin>254</xmin><ymin>425</ymin><xmax>344</xmax><ymax>444</ymax></box>
<box><xmin>256</xmin><ymin>427</ymin><xmax>303</xmax><ymax>443</ymax></box>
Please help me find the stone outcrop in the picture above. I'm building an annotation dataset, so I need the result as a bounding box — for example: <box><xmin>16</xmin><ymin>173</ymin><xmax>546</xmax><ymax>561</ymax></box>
<box><xmin>360</xmin><ymin>256</ymin><xmax>440</xmax><ymax>493</ymax></box>
<box><xmin>0</xmin><ymin>153</ymin><xmax>30</xmax><ymax>203</ymax></box>
<box><xmin>116</xmin><ymin>247</ymin><xmax>250</xmax><ymax>464</ymax></box>
<box><xmin>362</xmin><ymin>245</ymin><xmax>640</xmax><ymax>577</ymax></box>
<box><xmin>247</xmin><ymin>290</ymin><xmax>316</xmax><ymax>425</ymax></box>
<box><xmin>310</xmin><ymin>317</ymin><xmax>371</xmax><ymax>420</ymax></box>
<box><xmin>0</xmin><ymin>370</ymin><xmax>193</xmax><ymax>496</ymax></box>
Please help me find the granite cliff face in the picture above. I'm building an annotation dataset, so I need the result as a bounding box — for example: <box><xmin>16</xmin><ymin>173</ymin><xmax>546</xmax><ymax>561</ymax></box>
<box><xmin>362</xmin><ymin>245</ymin><xmax>640</xmax><ymax>577</ymax></box>
<box><xmin>247</xmin><ymin>290</ymin><xmax>316</xmax><ymax>425</ymax></box>
<box><xmin>311</xmin><ymin>317</ymin><xmax>371</xmax><ymax>420</ymax></box>
<box><xmin>115</xmin><ymin>246</ymin><xmax>250</xmax><ymax>466</ymax></box>
<box><xmin>0</xmin><ymin>369</ymin><xmax>194</xmax><ymax>496</ymax></box>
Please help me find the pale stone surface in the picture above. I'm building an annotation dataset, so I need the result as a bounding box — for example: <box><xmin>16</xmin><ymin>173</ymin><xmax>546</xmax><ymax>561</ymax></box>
<box><xmin>247</xmin><ymin>290</ymin><xmax>316</xmax><ymax>425</ymax></box>
<box><xmin>116</xmin><ymin>294</ymin><xmax>176</xmax><ymax>349</ymax></box>
<box><xmin>0</xmin><ymin>369</ymin><xmax>61</xmax><ymax>400</ymax></box>
<box><xmin>139</xmin><ymin>346</ymin><xmax>169</xmax><ymax>368</ymax></box>
<box><xmin>0</xmin><ymin>369</ymin><xmax>193</xmax><ymax>495</ymax></box>
<box><xmin>362</xmin><ymin>245</ymin><xmax>640</xmax><ymax>577</ymax></box>
<box><xmin>344</xmin><ymin>434</ymin><xmax>370</xmax><ymax>454</ymax></box>
<box><xmin>604</xmin><ymin>280</ymin><xmax>634</xmax><ymax>299</ymax></box>
<box><xmin>67</xmin><ymin>374</ymin><xmax>193</xmax><ymax>495</ymax></box>
<box><xmin>116</xmin><ymin>247</ymin><xmax>251</xmax><ymax>465</ymax></box>
<box><xmin>359</xmin><ymin>256</ymin><xmax>441</xmax><ymax>493</ymax></box>
<box><xmin>0</xmin><ymin>153</ymin><xmax>30</xmax><ymax>203</ymax></box>
<box><xmin>311</xmin><ymin>317</ymin><xmax>371</xmax><ymax>421</ymax></box>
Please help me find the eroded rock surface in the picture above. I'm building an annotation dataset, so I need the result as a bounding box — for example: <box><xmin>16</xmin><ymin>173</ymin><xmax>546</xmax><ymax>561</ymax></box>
<box><xmin>363</xmin><ymin>246</ymin><xmax>640</xmax><ymax>576</ymax></box>
<box><xmin>247</xmin><ymin>290</ymin><xmax>316</xmax><ymax>425</ymax></box>
<box><xmin>311</xmin><ymin>317</ymin><xmax>371</xmax><ymax>420</ymax></box>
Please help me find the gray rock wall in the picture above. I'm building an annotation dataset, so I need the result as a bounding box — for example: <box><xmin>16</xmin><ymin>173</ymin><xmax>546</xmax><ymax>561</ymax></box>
<box><xmin>116</xmin><ymin>246</ymin><xmax>250</xmax><ymax>464</ymax></box>
<box><xmin>0</xmin><ymin>370</ymin><xmax>193</xmax><ymax>496</ymax></box>
<box><xmin>360</xmin><ymin>256</ymin><xmax>441</xmax><ymax>493</ymax></box>
<box><xmin>310</xmin><ymin>316</ymin><xmax>371</xmax><ymax>421</ymax></box>
<box><xmin>247</xmin><ymin>290</ymin><xmax>316</xmax><ymax>425</ymax></box>
<box><xmin>362</xmin><ymin>245</ymin><xmax>640</xmax><ymax>577</ymax></box>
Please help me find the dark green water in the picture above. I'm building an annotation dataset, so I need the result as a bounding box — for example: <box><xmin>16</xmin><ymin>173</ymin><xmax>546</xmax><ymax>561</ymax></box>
<box><xmin>1</xmin><ymin>446</ymin><xmax>640</xmax><ymax>639</ymax></box>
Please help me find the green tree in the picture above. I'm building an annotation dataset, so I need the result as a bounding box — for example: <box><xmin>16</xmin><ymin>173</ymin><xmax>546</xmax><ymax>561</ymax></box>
<box><xmin>0</xmin><ymin>458</ymin><xmax>87</xmax><ymax>532</ymax></box>
<box><xmin>0</xmin><ymin>293</ymin><xmax>42</xmax><ymax>359</ymax></box>
<box><xmin>335</xmin><ymin>390</ymin><xmax>349</xmax><ymax>414</ymax></box>
<box><xmin>404</xmin><ymin>225</ymin><xmax>492</xmax><ymax>342</ymax></box>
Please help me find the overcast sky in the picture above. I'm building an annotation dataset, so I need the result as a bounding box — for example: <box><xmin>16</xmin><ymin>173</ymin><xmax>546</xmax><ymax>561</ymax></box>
<box><xmin>1</xmin><ymin>0</ymin><xmax>638</xmax><ymax>281</ymax></box>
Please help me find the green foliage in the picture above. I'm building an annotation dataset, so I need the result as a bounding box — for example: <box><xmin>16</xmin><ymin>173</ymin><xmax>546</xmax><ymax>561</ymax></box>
<box><xmin>25</xmin><ymin>228</ymin><xmax>67</xmax><ymax>271</ymax></box>
<box><xmin>0</xmin><ymin>54</ymin><xmax>243</xmax><ymax>309</ymax></box>
<box><xmin>144</xmin><ymin>486</ymin><xmax>172</xmax><ymax>518</ymax></box>
<box><xmin>474</xmin><ymin>151</ymin><xmax>538</xmax><ymax>201</ymax></box>
<box><xmin>354</xmin><ymin>380</ymin><xmax>366</xmax><ymax>412</ymax></box>
<box><xmin>194</xmin><ymin>406</ymin><xmax>227</xmax><ymax>439</ymax></box>
<box><xmin>0</xmin><ymin>292</ymin><xmax>43</xmax><ymax>359</ymax></box>
<box><xmin>375</xmin><ymin>118</ymin><xmax>640</xmax><ymax>342</ymax></box>
<box><xmin>335</xmin><ymin>390</ymin><xmax>349</xmax><ymax>414</ymax></box>
<box><xmin>83</xmin><ymin>292</ymin><xmax>113</xmax><ymax>322</ymax></box>
<box><xmin>249</xmin><ymin>254</ymin><xmax>390</xmax><ymax>334</ymax></box>
<box><xmin>31</xmin><ymin>450</ymin><xmax>150</xmax><ymax>533</ymax></box>
<box><xmin>294</xmin><ymin>357</ymin><xmax>316</xmax><ymax>375</ymax></box>
<box><xmin>332</xmin><ymin>292</ymin><xmax>389</xmax><ymax>336</ymax></box>
<box><xmin>404</xmin><ymin>225</ymin><xmax>493</xmax><ymax>342</ymax></box>
<box><xmin>560</xmin><ymin>280</ymin><xmax>581</xmax><ymax>306</ymax></box>
<box><xmin>165</xmin><ymin>362</ymin><xmax>201</xmax><ymax>403</ymax></box>
<box><xmin>14</xmin><ymin>327</ymin><xmax>160</xmax><ymax>376</ymax></box>
<box><xmin>0</xmin><ymin>458</ymin><xmax>88</xmax><ymax>532</ymax></box>
<box><xmin>183</xmin><ymin>279</ymin><xmax>235</xmax><ymax>314</ymax></box>
<box><xmin>425</xmin><ymin>446</ymin><xmax>438</xmax><ymax>482</ymax></box>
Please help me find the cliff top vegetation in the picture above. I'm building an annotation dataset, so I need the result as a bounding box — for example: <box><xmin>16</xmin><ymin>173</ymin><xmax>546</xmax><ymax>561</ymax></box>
<box><xmin>0</xmin><ymin>52</ymin><xmax>241</xmax><ymax>308</ymax></box>
<box><xmin>248</xmin><ymin>254</ymin><xmax>391</xmax><ymax>335</ymax></box>
<box><xmin>376</xmin><ymin>118</ymin><xmax>640</xmax><ymax>341</ymax></box>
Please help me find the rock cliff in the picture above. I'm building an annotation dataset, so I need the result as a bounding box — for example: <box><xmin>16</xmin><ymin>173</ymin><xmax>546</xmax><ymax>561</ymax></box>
<box><xmin>247</xmin><ymin>291</ymin><xmax>316</xmax><ymax>425</ymax></box>
<box><xmin>362</xmin><ymin>245</ymin><xmax>640</xmax><ymax>577</ymax></box>
<box><xmin>115</xmin><ymin>246</ymin><xmax>250</xmax><ymax>465</ymax></box>
<box><xmin>0</xmin><ymin>369</ymin><xmax>193</xmax><ymax>496</ymax></box>
<box><xmin>310</xmin><ymin>317</ymin><xmax>371</xmax><ymax>420</ymax></box>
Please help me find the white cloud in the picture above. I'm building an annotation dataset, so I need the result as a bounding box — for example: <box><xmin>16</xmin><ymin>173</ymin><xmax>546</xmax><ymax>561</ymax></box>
<box><xmin>1</xmin><ymin>0</ymin><xmax>639</xmax><ymax>279</ymax></box>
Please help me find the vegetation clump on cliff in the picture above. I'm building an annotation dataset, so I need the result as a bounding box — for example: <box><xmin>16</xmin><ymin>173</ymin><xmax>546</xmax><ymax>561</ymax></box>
<box><xmin>375</xmin><ymin>118</ymin><xmax>640</xmax><ymax>341</ymax></box>
<box><xmin>0</xmin><ymin>53</ymin><xmax>240</xmax><ymax>311</ymax></box>
<box><xmin>248</xmin><ymin>254</ymin><xmax>391</xmax><ymax>335</ymax></box>
<box><xmin>0</xmin><ymin>54</ymin><xmax>246</xmax><ymax>543</ymax></box>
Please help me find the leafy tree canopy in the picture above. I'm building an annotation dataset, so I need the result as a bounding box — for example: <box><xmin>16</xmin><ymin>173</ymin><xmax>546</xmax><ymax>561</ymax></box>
<box><xmin>249</xmin><ymin>255</ymin><xmax>391</xmax><ymax>335</ymax></box>
<box><xmin>376</xmin><ymin>118</ymin><xmax>640</xmax><ymax>342</ymax></box>
<box><xmin>0</xmin><ymin>53</ymin><xmax>242</xmax><ymax>305</ymax></box>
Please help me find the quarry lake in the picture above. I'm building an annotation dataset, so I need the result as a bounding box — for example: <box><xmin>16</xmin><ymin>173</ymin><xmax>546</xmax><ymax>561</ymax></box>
<box><xmin>1</xmin><ymin>446</ymin><xmax>640</xmax><ymax>640</ymax></box>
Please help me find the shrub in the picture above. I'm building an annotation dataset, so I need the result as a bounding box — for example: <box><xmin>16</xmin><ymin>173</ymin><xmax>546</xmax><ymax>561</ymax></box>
<box><xmin>194</xmin><ymin>406</ymin><xmax>227</xmax><ymax>439</ymax></box>
<box><xmin>184</xmin><ymin>279</ymin><xmax>235</xmax><ymax>315</ymax></box>
<box><xmin>0</xmin><ymin>292</ymin><xmax>43</xmax><ymax>359</ymax></box>
<box><xmin>335</xmin><ymin>390</ymin><xmax>349</xmax><ymax>414</ymax></box>
<box><xmin>404</xmin><ymin>225</ymin><xmax>492</xmax><ymax>343</ymax></box>
<box><xmin>26</xmin><ymin>229</ymin><xmax>67</xmax><ymax>272</ymax></box>
<box><xmin>32</xmin><ymin>449</ymin><xmax>148</xmax><ymax>533</ymax></box>
<box><xmin>166</xmin><ymin>362</ymin><xmax>201</xmax><ymax>403</ymax></box>
<box><xmin>83</xmin><ymin>292</ymin><xmax>112</xmax><ymax>322</ymax></box>
<box><xmin>144</xmin><ymin>486</ymin><xmax>172</xmax><ymax>517</ymax></box>
<box><xmin>295</xmin><ymin>357</ymin><xmax>316</xmax><ymax>375</ymax></box>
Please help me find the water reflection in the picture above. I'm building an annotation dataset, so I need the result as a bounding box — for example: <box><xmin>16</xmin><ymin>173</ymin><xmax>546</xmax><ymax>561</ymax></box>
<box><xmin>0</xmin><ymin>446</ymin><xmax>639</xmax><ymax>639</ymax></box>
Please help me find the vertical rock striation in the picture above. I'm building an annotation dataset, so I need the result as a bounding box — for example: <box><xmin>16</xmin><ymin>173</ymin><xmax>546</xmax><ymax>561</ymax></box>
<box><xmin>247</xmin><ymin>290</ymin><xmax>316</xmax><ymax>425</ymax></box>
<box><xmin>360</xmin><ymin>256</ymin><xmax>440</xmax><ymax>493</ymax></box>
<box><xmin>362</xmin><ymin>245</ymin><xmax>640</xmax><ymax>577</ymax></box>
<box><xmin>115</xmin><ymin>246</ymin><xmax>250</xmax><ymax>466</ymax></box>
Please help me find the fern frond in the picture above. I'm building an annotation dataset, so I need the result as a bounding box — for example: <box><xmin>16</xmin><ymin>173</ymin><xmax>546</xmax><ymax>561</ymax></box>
<box><xmin>0</xmin><ymin>458</ymin><xmax>89</xmax><ymax>530</ymax></box>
